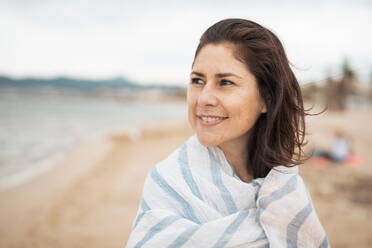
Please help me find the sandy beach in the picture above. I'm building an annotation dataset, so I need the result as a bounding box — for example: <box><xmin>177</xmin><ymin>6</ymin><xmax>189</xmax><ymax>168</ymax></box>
<box><xmin>0</xmin><ymin>110</ymin><xmax>371</xmax><ymax>247</ymax></box>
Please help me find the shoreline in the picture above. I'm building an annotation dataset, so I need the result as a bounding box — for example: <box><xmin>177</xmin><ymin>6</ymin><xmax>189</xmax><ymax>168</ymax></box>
<box><xmin>0</xmin><ymin>137</ymin><xmax>113</xmax><ymax>191</ymax></box>
<box><xmin>0</xmin><ymin>115</ymin><xmax>188</xmax><ymax>191</ymax></box>
<box><xmin>0</xmin><ymin>119</ymin><xmax>193</xmax><ymax>247</ymax></box>
<box><xmin>0</xmin><ymin>118</ymin><xmax>190</xmax><ymax>193</ymax></box>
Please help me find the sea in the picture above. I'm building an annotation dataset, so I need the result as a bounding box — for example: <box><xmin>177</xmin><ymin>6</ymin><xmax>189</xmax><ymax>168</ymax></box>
<box><xmin>0</xmin><ymin>90</ymin><xmax>187</xmax><ymax>189</ymax></box>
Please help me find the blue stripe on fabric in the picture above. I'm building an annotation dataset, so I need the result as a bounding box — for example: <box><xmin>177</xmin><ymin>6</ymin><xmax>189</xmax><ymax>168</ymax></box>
<box><xmin>168</xmin><ymin>225</ymin><xmax>201</xmax><ymax>248</ymax></box>
<box><xmin>287</xmin><ymin>202</ymin><xmax>313</xmax><ymax>248</ymax></box>
<box><xmin>319</xmin><ymin>235</ymin><xmax>329</xmax><ymax>248</ymax></box>
<box><xmin>208</xmin><ymin>149</ymin><xmax>238</xmax><ymax>214</ymax></box>
<box><xmin>178</xmin><ymin>144</ymin><xmax>203</xmax><ymax>201</ymax></box>
<box><xmin>249</xmin><ymin>179</ymin><xmax>261</xmax><ymax>187</ymax></box>
<box><xmin>140</xmin><ymin>197</ymin><xmax>151</xmax><ymax>211</ymax></box>
<box><xmin>134</xmin><ymin>215</ymin><xmax>180</xmax><ymax>248</ymax></box>
<box><xmin>133</xmin><ymin>198</ymin><xmax>151</xmax><ymax>230</ymax></box>
<box><xmin>132</xmin><ymin>212</ymin><xmax>146</xmax><ymax>230</ymax></box>
<box><xmin>256</xmin><ymin>175</ymin><xmax>298</xmax><ymax>222</ymax></box>
<box><xmin>232</xmin><ymin>170</ymin><xmax>240</xmax><ymax>180</ymax></box>
<box><xmin>150</xmin><ymin>167</ymin><xmax>200</xmax><ymax>224</ymax></box>
<box><xmin>212</xmin><ymin>210</ymin><xmax>250</xmax><ymax>248</ymax></box>
<box><xmin>256</xmin><ymin>230</ymin><xmax>266</xmax><ymax>240</ymax></box>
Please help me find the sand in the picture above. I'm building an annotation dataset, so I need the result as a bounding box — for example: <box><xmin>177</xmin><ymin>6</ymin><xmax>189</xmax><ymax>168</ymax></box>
<box><xmin>0</xmin><ymin>111</ymin><xmax>371</xmax><ymax>247</ymax></box>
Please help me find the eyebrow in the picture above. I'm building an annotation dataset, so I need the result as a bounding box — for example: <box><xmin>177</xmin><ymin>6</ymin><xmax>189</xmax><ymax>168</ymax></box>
<box><xmin>190</xmin><ymin>71</ymin><xmax>242</xmax><ymax>79</ymax></box>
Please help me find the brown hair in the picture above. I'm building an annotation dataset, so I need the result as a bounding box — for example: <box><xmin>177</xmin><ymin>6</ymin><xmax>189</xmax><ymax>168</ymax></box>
<box><xmin>193</xmin><ymin>19</ymin><xmax>308</xmax><ymax>178</ymax></box>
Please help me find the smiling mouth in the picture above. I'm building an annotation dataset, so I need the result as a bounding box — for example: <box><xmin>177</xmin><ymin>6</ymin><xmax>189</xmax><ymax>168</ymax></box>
<box><xmin>197</xmin><ymin>115</ymin><xmax>228</xmax><ymax>126</ymax></box>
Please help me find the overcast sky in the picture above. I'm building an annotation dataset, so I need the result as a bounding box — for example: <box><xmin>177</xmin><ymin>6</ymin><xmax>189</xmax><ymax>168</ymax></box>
<box><xmin>1</xmin><ymin>0</ymin><xmax>371</xmax><ymax>85</ymax></box>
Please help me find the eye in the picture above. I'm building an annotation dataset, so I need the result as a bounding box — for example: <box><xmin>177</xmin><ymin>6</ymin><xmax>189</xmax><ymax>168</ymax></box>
<box><xmin>220</xmin><ymin>79</ymin><xmax>234</xmax><ymax>86</ymax></box>
<box><xmin>190</xmin><ymin>78</ymin><xmax>204</xmax><ymax>85</ymax></box>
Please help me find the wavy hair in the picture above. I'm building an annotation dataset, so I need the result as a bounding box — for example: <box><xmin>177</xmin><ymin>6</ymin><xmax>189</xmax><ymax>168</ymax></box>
<box><xmin>193</xmin><ymin>19</ymin><xmax>308</xmax><ymax>178</ymax></box>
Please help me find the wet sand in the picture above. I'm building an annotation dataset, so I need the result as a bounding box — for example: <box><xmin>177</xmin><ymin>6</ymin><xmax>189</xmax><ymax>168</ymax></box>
<box><xmin>0</xmin><ymin>111</ymin><xmax>371</xmax><ymax>247</ymax></box>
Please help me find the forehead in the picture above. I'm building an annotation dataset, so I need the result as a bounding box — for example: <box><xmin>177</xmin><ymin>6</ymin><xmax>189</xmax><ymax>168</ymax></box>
<box><xmin>192</xmin><ymin>43</ymin><xmax>249</xmax><ymax>75</ymax></box>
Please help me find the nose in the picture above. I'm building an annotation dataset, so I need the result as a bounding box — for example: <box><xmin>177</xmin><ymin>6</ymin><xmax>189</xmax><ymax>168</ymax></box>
<box><xmin>197</xmin><ymin>83</ymin><xmax>218</xmax><ymax>107</ymax></box>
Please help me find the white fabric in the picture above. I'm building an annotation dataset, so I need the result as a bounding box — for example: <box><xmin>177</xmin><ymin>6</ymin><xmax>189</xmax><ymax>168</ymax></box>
<box><xmin>126</xmin><ymin>135</ymin><xmax>329</xmax><ymax>248</ymax></box>
<box><xmin>331</xmin><ymin>138</ymin><xmax>350</xmax><ymax>161</ymax></box>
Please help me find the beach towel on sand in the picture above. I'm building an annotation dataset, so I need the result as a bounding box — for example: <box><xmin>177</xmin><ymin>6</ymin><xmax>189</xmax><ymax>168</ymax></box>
<box><xmin>126</xmin><ymin>135</ymin><xmax>330</xmax><ymax>248</ymax></box>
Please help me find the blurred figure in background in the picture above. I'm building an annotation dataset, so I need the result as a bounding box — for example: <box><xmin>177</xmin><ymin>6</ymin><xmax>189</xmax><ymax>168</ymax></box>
<box><xmin>312</xmin><ymin>129</ymin><xmax>352</xmax><ymax>164</ymax></box>
<box><xmin>311</xmin><ymin>128</ymin><xmax>364</xmax><ymax>167</ymax></box>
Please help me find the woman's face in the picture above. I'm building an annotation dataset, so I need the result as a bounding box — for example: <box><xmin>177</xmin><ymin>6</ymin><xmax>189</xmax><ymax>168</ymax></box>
<box><xmin>187</xmin><ymin>42</ymin><xmax>266</xmax><ymax>148</ymax></box>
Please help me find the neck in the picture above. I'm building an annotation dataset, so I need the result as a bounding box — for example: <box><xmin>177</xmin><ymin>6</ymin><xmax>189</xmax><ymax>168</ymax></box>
<box><xmin>218</xmin><ymin>136</ymin><xmax>253</xmax><ymax>183</ymax></box>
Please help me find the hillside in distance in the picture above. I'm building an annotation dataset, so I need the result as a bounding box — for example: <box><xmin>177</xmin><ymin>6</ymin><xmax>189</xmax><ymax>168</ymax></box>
<box><xmin>0</xmin><ymin>75</ymin><xmax>186</xmax><ymax>99</ymax></box>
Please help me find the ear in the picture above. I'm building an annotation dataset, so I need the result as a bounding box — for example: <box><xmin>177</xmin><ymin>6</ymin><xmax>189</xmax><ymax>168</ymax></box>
<box><xmin>261</xmin><ymin>102</ymin><xmax>267</xmax><ymax>113</ymax></box>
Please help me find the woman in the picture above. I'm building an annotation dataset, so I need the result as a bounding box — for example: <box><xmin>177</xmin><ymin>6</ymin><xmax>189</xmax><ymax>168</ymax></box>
<box><xmin>127</xmin><ymin>19</ymin><xmax>329</xmax><ymax>248</ymax></box>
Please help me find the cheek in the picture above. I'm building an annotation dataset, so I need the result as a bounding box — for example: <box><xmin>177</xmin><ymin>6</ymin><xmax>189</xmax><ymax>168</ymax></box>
<box><xmin>187</xmin><ymin>106</ymin><xmax>195</xmax><ymax>129</ymax></box>
<box><xmin>233</xmin><ymin>93</ymin><xmax>263</xmax><ymax>129</ymax></box>
<box><xmin>187</xmin><ymin>89</ymin><xmax>197</xmax><ymax>129</ymax></box>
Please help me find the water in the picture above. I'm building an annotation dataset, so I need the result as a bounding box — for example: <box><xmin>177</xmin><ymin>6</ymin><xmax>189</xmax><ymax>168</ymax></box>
<box><xmin>0</xmin><ymin>90</ymin><xmax>187</xmax><ymax>189</ymax></box>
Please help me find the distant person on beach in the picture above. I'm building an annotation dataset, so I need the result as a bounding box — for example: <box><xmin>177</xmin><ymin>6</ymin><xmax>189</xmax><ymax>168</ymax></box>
<box><xmin>126</xmin><ymin>19</ymin><xmax>329</xmax><ymax>247</ymax></box>
<box><xmin>312</xmin><ymin>129</ymin><xmax>352</xmax><ymax>163</ymax></box>
<box><xmin>311</xmin><ymin>129</ymin><xmax>365</xmax><ymax>168</ymax></box>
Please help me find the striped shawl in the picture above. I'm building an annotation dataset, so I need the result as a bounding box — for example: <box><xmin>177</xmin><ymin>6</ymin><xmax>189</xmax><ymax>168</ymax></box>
<box><xmin>126</xmin><ymin>135</ymin><xmax>329</xmax><ymax>248</ymax></box>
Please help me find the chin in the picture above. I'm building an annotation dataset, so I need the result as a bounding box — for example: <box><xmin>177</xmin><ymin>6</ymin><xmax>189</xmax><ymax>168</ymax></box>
<box><xmin>196</xmin><ymin>132</ymin><xmax>222</xmax><ymax>147</ymax></box>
